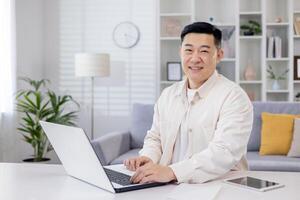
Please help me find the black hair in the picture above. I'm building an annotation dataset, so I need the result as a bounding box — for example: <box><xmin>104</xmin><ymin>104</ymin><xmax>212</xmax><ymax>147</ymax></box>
<box><xmin>180</xmin><ymin>22</ymin><xmax>222</xmax><ymax>48</ymax></box>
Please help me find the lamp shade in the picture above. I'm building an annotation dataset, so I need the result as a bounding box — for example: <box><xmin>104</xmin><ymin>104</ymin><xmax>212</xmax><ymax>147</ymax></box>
<box><xmin>75</xmin><ymin>53</ymin><xmax>110</xmax><ymax>77</ymax></box>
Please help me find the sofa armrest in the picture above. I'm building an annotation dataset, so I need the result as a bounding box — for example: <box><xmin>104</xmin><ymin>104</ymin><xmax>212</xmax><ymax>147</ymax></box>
<box><xmin>91</xmin><ymin>131</ymin><xmax>131</xmax><ymax>165</ymax></box>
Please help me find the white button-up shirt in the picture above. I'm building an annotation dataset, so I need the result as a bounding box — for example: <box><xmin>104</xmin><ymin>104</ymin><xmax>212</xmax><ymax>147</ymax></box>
<box><xmin>139</xmin><ymin>71</ymin><xmax>253</xmax><ymax>183</ymax></box>
<box><xmin>171</xmin><ymin>88</ymin><xmax>197</xmax><ymax>163</ymax></box>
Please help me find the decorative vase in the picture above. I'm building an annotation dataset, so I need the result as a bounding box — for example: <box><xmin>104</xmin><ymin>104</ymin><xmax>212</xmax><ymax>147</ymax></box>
<box><xmin>244</xmin><ymin>60</ymin><xmax>256</xmax><ymax>80</ymax></box>
<box><xmin>246</xmin><ymin>91</ymin><xmax>255</xmax><ymax>101</ymax></box>
<box><xmin>272</xmin><ymin>80</ymin><xmax>280</xmax><ymax>90</ymax></box>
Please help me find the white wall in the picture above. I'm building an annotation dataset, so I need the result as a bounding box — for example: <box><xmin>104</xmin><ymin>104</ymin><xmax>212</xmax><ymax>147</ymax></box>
<box><xmin>16</xmin><ymin>0</ymin><xmax>44</xmax><ymax>79</ymax></box>
<box><xmin>44</xmin><ymin>0</ymin><xmax>60</xmax><ymax>91</ymax></box>
<box><xmin>12</xmin><ymin>0</ymin><xmax>157</xmax><ymax>163</ymax></box>
<box><xmin>14</xmin><ymin>0</ymin><xmax>45</xmax><ymax>162</ymax></box>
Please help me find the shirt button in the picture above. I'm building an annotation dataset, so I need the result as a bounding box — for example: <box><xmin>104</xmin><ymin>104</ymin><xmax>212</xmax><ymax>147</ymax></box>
<box><xmin>190</xmin><ymin>101</ymin><xmax>194</xmax><ymax>105</ymax></box>
<box><xmin>189</xmin><ymin>128</ymin><xmax>192</xmax><ymax>133</ymax></box>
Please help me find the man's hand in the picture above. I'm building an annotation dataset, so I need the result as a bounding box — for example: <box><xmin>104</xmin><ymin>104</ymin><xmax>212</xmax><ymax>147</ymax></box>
<box><xmin>130</xmin><ymin>162</ymin><xmax>177</xmax><ymax>184</ymax></box>
<box><xmin>123</xmin><ymin>156</ymin><xmax>153</xmax><ymax>171</ymax></box>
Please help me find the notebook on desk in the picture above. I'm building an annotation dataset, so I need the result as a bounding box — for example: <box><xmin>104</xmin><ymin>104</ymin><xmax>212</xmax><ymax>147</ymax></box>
<box><xmin>40</xmin><ymin>121</ymin><xmax>166</xmax><ymax>193</ymax></box>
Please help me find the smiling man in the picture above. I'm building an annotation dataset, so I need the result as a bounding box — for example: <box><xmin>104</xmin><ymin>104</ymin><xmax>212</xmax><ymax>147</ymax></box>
<box><xmin>124</xmin><ymin>22</ymin><xmax>253</xmax><ymax>184</ymax></box>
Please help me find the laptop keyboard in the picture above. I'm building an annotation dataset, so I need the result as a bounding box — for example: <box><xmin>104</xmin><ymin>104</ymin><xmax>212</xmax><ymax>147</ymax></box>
<box><xmin>104</xmin><ymin>168</ymin><xmax>134</xmax><ymax>186</ymax></box>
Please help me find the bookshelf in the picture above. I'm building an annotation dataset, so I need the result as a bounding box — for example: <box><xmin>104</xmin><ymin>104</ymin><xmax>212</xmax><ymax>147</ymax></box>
<box><xmin>158</xmin><ymin>0</ymin><xmax>300</xmax><ymax>102</ymax></box>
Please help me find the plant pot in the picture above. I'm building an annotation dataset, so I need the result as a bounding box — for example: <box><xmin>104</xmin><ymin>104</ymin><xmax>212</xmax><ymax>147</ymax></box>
<box><xmin>23</xmin><ymin>158</ymin><xmax>51</xmax><ymax>163</ymax></box>
<box><xmin>243</xmin><ymin>31</ymin><xmax>254</xmax><ymax>36</ymax></box>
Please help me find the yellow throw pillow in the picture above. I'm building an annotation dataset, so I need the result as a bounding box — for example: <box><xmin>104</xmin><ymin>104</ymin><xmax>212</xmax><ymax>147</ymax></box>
<box><xmin>259</xmin><ymin>112</ymin><xmax>300</xmax><ymax>155</ymax></box>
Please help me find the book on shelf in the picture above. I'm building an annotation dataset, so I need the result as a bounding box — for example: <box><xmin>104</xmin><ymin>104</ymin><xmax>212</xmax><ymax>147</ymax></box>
<box><xmin>294</xmin><ymin>17</ymin><xmax>300</xmax><ymax>35</ymax></box>
<box><xmin>274</xmin><ymin>36</ymin><xmax>282</xmax><ymax>58</ymax></box>
<box><xmin>267</xmin><ymin>36</ymin><xmax>281</xmax><ymax>58</ymax></box>
<box><xmin>267</xmin><ymin>37</ymin><xmax>275</xmax><ymax>58</ymax></box>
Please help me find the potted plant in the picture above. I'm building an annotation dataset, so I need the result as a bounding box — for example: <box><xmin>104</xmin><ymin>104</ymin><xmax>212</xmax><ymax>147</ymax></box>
<box><xmin>295</xmin><ymin>92</ymin><xmax>300</xmax><ymax>101</ymax></box>
<box><xmin>16</xmin><ymin>78</ymin><xmax>79</xmax><ymax>162</ymax></box>
<box><xmin>240</xmin><ymin>20</ymin><xmax>262</xmax><ymax>36</ymax></box>
<box><xmin>267</xmin><ymin>65</ymin><xmax>289</xmax><ymax>90</ymax></box>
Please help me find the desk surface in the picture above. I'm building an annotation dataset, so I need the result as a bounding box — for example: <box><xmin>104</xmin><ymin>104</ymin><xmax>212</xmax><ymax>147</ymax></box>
<box><xmin>0</xmin><ymin>163</ymin><xmax>299</xmax><ymax>200</ymax></box>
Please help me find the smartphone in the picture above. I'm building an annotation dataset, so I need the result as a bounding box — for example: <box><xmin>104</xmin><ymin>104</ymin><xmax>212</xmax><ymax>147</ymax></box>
<box><xmin>224</xmin><ymin>176</ymin><xmax>284</xmax><ymax>192</ymax></box>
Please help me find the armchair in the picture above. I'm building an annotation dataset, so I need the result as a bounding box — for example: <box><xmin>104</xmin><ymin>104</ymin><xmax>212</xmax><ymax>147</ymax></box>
<box><xmin>91</xmin><ymin>103</ymin><xmax>154</xmax><ymax>165</ymax></box>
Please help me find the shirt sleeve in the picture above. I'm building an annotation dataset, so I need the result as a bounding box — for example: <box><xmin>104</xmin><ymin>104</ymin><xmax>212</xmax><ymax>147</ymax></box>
<box><xmin>139</xmin><ymin>102</ymin><xmax>163</xmax><ymax>164</ymax></box>
<box><xmin>169</xmin><ymin>87</ymin><xmax>253</xmax><ymax>183</ymax></box>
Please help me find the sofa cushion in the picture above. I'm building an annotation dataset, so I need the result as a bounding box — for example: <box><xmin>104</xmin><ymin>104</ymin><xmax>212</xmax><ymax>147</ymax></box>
<box><xmin>247</xmin><ymin>151</ymin><xmax>300</xmax><ymax>172</ymax></box>
<box><xmin>260</xmin><ymin>112</ymin><xmax>297</xmax><ymax>155</ymax></box>
<box><xmin>248</xmin><ymin>102</ymin><xmax>300</xmax><ymax>151</ymax></box>
<box><xmin>110</xmin><ymin>148</ymin><xmax>141</xmax><ymax>165</ymax></box>
<box><xmin>130</xmin><ymin>103</ymin><xmax>154</xmax><ymax>148</ymax></box>
<box><xmin>288</xmin><ymin>118</ymin><xmax>300</xmax><ymax>157</ymax></box>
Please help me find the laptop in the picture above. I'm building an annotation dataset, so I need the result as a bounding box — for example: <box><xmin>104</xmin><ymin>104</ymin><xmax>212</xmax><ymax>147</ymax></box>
<box><xmin>39</xmin><ymin>121</ymin><xmax>166</xmax><ymax>193</ymax></box>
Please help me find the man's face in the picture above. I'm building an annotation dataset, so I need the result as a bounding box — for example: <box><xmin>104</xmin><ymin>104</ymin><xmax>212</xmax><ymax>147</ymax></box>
<box><xmin>180</xmin><ymin>33</ymin><xmax>223</xmax><ymax>89</ymax></box>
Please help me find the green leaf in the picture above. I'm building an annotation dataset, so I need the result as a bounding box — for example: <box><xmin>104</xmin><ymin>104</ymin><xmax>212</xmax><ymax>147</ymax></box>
<box><xmin>15</xmin><ymin>77</ymin><xmax>79</xmax><ymax>160</ymax></box>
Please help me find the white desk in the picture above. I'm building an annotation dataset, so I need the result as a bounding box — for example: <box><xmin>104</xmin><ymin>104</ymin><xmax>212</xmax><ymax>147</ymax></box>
<box><xmin>0</xmin><ymin>163</ymin><xmax>299</xmax><ymax>200</ymax></box>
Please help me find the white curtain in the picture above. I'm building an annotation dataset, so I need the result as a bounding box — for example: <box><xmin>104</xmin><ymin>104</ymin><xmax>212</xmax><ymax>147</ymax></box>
<box><xmin>0</xmin><ymin>0</ymin><xmax>16</xmax><ymax>162</ymax></box>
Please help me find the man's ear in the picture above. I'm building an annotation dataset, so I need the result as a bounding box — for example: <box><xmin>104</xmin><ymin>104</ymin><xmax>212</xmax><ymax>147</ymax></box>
<box><xmin>178</xmin><ymin>46</ymin><xmax>182</xmax><ymax>57</ymax></box>
<box><xmin>216</xmin><ymin>48</ymin><xmax>224</xmax><ymax>63</ymax></box>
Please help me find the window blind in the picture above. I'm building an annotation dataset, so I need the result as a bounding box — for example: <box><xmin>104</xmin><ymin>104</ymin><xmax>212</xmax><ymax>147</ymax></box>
<box><xmin>59</xmin><ymin>0</ymin><xmax>157</xmax><ymax>117</ymax></box>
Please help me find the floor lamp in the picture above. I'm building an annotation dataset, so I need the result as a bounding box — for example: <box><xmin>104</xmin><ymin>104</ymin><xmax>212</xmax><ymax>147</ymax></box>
<box><xmin>75</xmin><ymin>53</ymin><xmax>110</xmax><ymax>140</ymax></box>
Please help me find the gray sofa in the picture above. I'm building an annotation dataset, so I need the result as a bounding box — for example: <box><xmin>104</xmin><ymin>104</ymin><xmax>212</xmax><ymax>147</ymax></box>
<box><xmin>246</xmin><ymin>102</ymin><xmax>300</xmax><ymax>171</ymax></box>
<box><xmin>92</xmin><ymin>102</ymin><xmax>300</xmax><ymax>171</ymax></box>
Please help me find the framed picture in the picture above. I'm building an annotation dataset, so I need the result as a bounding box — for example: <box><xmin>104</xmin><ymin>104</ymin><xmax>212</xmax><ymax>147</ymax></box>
<box><xmin>167</xmin><ymin>62</ymin><xmax>182</xmax><ymax>81</ymax></box>
<box><xmin>294</xmin><ymin>56</ymin><xmax>300</xmax><ymax>80</ymax></box>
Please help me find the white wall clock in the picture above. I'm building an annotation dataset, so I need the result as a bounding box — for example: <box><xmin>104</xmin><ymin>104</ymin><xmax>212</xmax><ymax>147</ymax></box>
<box><xmin>112</xmin><ymin>21</ymin><xmax>140</xmax><ymax>49</ymax></box>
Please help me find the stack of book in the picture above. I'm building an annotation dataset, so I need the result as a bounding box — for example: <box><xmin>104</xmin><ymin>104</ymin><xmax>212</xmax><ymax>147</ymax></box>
<box><xmin>267</xmin><ymin>36</ymin><xmax>282</xmax><ymax>58</ymax></box>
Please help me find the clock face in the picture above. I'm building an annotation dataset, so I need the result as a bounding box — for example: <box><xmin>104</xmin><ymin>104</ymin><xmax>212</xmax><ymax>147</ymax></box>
<box><xmin>112</xmin><ymin>21</ymin><xmax>140</xmax><ymax>49</ymax></box>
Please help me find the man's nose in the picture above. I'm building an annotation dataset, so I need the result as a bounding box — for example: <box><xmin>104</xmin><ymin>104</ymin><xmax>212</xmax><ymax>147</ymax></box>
<box><xmin>190</xmin><ymin>51</ymin><xmax>202</xmax><ymax>63</ymax></box>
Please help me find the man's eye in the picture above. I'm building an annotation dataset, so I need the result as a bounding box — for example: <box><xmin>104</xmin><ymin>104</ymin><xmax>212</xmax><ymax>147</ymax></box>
<box><xmin>201</xmin><ymin>50</ymin><xmax>209</xmax><ymax>53</ymax></box>
<box><xmin>185</xmin><ymin>49</ymin><xmax>192</xmax><ymax>52</ymax></box>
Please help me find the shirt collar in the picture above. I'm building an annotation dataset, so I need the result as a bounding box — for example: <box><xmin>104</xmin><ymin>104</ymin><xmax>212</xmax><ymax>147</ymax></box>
<box><xmin>175</xmin><ymin>70</ymin><xmax>219</xmax><ymax>99</ymax></box>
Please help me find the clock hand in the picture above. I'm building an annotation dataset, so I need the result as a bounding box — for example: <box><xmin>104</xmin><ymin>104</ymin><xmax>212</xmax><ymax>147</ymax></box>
<box><xmin>124</xmin><ymin>33</ymin><xmax>137</xmax><ymax>39</ymax></box>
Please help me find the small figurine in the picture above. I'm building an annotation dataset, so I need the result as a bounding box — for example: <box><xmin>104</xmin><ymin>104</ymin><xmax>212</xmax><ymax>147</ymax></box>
<box><xmin>275</xmin><ymin>17</ymin><xmax>282</xmax><ymax>23</ymax></box>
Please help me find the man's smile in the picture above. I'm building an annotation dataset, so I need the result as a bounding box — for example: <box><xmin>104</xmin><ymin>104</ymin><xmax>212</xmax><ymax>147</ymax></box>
<box><xmin>188</xmin><ymin>66</ymin><xmax>204</xmax><ymax>71</ymax></box>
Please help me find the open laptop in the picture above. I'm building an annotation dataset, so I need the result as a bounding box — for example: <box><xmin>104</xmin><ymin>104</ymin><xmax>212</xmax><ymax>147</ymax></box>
<box><xmin>39</xmin><ymin>121</ymin><xmax>166</xmax><ymax>193</ymax></box>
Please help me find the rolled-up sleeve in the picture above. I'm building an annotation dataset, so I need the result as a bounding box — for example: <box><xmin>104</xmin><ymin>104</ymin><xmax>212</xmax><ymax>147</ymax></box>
<box><xmin>170</xmin><ymin>87</ymin><xmax>253</xmax><ymax>183</ymax></box>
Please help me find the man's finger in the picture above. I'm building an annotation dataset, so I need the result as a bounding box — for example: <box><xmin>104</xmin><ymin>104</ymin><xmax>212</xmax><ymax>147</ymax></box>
<box><xmin>131</xmin><ymin>169</ymin><xmax>153</xmax><ymax>183</ymax></box>
<box><xmin>129</xmin><ymin>159</ymin><xmax>136</xmax><ymax>171</ymax></box>
<box><xmin>135</xmin><ymin>159</ymin><xmax>141</xmax><ymax>169</ymax></box>
<box><xmin>130</xmin><ymin>165</ymin><xmax>146</xmax><ymax>182</ymax></box>
<box><xmin>140</xmin><ymin>174</ymin><xmax>155</xmax><ymax>184</ymax></box>
<box><xmin>124</xmin><ymin>159</ymin><xmax>129</xmax><ymax>168</ymax></box>
<box><xmin>132</xmin><ymin>171</ymin><xmax>145</xmax><ymax>183</ymax></box>
<box><xmin>130</xmin><ymin>171</ymin><xmax>138</xmax><ymax>183</ymax></box>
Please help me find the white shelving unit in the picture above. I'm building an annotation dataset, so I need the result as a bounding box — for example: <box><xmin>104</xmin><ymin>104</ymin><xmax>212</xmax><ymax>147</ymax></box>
<box><xmin>292</xmin><ymin>0</ymin><xmax>300</xmax><ymax>101</ymax></box>
<box><xmin>158</xmin><ymin>0</ymin><xmax>300</xmax><ymax>102</ymax></box>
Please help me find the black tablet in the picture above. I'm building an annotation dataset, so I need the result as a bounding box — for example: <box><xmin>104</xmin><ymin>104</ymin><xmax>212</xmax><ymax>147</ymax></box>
<box><xmin>224</xmin><ymin>176</ymin><xmax>284</xmax><ymax>192</ymax></box>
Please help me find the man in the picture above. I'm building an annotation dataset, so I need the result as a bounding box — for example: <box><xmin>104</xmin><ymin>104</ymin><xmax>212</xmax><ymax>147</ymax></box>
<box><xmin>124</xmin><ymin>22</ymin><xmax>253</xmax><ymax>184</ymax></box>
